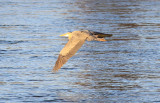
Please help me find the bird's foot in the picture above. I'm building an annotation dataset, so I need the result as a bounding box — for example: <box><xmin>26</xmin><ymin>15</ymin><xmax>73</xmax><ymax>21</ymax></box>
<box><xmin>97</xmin><ymin>38</ymin><xmax>107</xmax><ymax>41</ymax></box>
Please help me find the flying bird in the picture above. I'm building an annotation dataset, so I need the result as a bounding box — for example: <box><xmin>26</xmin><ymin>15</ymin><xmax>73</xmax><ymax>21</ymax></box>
<box><xmin>53</xmin><ymin>30</ymin><xmax>112</xmax><ymax>72</ymax></box>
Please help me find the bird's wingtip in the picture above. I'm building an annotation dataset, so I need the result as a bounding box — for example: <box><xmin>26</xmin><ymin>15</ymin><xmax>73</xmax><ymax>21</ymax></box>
<box><xmin>52</xmin><ymin>69</ymin><xmax>58</xmax><ymax>73</ymax></box>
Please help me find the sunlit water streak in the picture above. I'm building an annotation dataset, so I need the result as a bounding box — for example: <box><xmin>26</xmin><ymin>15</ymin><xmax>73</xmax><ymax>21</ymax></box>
<box><xmin>0</xmin><ymin>0</ymin><xmax>160</xmax><ymax>102</ymax></box>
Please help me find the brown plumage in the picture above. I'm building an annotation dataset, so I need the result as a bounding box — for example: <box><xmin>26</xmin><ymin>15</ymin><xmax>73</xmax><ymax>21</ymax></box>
<box><xmin>53</xmin><ymin>30</ymin><xmax>112</xmax><ymax>72</ymax></box>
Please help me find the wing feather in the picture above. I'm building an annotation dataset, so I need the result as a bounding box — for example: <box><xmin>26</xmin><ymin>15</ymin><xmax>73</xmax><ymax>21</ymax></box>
<box><xmin>53</xmin><ymin>37</ymin><xmax>85</xmax><ymax>71</ymax></box>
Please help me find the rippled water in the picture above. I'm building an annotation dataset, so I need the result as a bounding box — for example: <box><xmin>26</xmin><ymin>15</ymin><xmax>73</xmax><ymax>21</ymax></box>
<box><xmin>0</xmin><ymin>0</ymin><xmax>160</xmax><ymax>102</ymax></box>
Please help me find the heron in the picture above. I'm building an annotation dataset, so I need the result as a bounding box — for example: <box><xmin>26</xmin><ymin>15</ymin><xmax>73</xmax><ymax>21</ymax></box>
<box><xmin>53</xmin><ymin>30</ymin><xmax>112</xmax><ymax>72</ymax></box>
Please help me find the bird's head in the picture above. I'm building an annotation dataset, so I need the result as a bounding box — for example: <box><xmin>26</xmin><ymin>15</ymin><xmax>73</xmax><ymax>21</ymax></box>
<box><xmin>60</xmin><ymin>32</ymin><xmax>72</xmax><ymax>39</ymax></box>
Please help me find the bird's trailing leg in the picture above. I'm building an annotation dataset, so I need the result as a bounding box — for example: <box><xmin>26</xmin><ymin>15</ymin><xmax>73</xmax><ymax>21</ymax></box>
<box><xmin>96</xmin><ymin>38</ymin><xmax>107</xmax><ymax>41</ymax></box>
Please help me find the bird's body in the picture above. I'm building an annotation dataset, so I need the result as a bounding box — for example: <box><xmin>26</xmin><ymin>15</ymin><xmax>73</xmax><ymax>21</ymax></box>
<box><xmin>53</xmin><ymin>30</ymin><xmax>112</xmax><ymax>72</ymax></box>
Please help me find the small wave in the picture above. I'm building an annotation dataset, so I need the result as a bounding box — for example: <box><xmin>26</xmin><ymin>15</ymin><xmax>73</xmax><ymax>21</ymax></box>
<box><xmin>0</xmin><ymin>25</ymin><xmax>28</xmax><ymax>27</ymax></box>
<box><xmin>0</xmin><ymin>40</ymin><xmax>28</xmax><ymax>44</ymax></box>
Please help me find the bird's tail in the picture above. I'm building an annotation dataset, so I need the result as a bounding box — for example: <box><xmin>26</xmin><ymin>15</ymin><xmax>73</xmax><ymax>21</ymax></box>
<box><xmin>90</xmin><ymin>31</ymin><xmax>112</xmax><ymax>38</ymax></box>
<box><xmin>96</xmin><ymin>33</ymin><xmax>112</xmax><ymax>38</ymax></box>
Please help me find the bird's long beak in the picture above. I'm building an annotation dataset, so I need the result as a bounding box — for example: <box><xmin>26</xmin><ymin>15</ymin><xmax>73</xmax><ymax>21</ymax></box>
<box><xmin>60</xmin><ymin>33</ymin><xmax>69</xmax><ymax>37</ymax></box>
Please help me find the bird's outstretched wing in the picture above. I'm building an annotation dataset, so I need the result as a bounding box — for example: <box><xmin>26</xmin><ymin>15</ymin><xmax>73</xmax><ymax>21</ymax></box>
<box><xmin>53</xmin><ymin>37</ymin><xmax>85</xmax><ymax>71</ymax></box>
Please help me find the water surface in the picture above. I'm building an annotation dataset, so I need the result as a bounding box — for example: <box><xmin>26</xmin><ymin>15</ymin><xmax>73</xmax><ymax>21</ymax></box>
<box><xmin>0</xmin><ymin>0</ymin><xmax>160</xmax><ymax>102</ymax></box>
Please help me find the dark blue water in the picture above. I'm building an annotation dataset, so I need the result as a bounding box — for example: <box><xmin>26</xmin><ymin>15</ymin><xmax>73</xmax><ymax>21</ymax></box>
<box><xmin>0</xmin><ymin>0</ymin><xmax>160</xmax><ymax>102</ymax></box>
